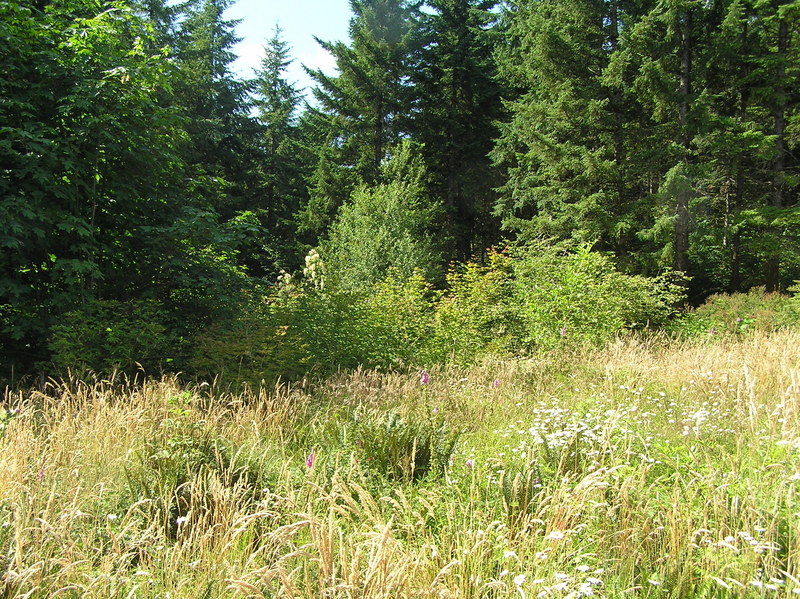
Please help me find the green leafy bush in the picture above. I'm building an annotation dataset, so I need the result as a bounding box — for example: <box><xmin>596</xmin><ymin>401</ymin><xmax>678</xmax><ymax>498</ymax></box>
<box><xmin>322</xmin><ymin>141</ymin><xmax>445</xmax><ymax>291</ymax></box>
<box><xmin>190</xmin><ymin>264</ymin><xmax>438</xmax><ymax>385</ymax></box>
<box><xmin>428</xmin><ymin>243</ymin><xmax>684</xmax><ymax>363</ymax></box>
<box><xmin>668</xmin><ymin>286</ymin><xmax>800</xmax><ymax>339</ymax></box>
<box><xmin>509</xmin><ymin>243</ymin><xmax>684</xmax><ymax>349</ymax></box>
<box><xmin>427</xmin><ymin>251</ymin><xmax>521</xmax><ymax>364</ymax></box>
<box><xmin>48</xmin><ymin>299</ymin><xmax>174</xmax><ymax>374</ymax></box>
<box><xmin>190</xmin><ymin>243</ymin><xmax>687</xmax><ymax>384</ymax></box>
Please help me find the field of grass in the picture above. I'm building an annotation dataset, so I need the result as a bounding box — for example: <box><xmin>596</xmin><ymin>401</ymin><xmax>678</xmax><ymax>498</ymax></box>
<box><xmin>1</xmin><ymin>330</ymin><xmax>799</xmax><ymax>598</ymax></box>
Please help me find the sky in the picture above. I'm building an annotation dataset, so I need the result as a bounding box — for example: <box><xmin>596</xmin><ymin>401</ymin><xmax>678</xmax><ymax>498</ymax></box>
<box><xmin>226</xmin><ymin>0</ymin><xmax>354</xmax><ymax>99</ymax></box>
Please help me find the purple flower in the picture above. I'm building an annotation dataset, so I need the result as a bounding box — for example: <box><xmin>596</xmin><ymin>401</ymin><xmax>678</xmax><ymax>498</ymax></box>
<box><xmin>305</xmin><ymin>451</ymin><xmax>315</xmax><ymax>469</ymax></box>
<box><xmin>420</xmin><ymin>370</ymin><xmax>430</xmax><ymax>385</ymax></box>
<box><xmin>493</xmin><ymin>379</ymin><xmax>501</xmax><ymax>389</ymax></box>
<box><xmin>432</xmin><ymin>407</ymin><xmax>439</xmax><ymax>414</ymax></box>
<box><xmin>465</xmin><ymin>459</ymin><xmax>475</xmax><ymax>470</ymax></box>
<box><xmin>560</xmin><ymin>326</ymin><xmax>567</xmax><ymax>338</ymax></box>
<box><xmin>709</xmin><ymin>327</ymin><xmax>716</xmax><ymax>336</ymax></box>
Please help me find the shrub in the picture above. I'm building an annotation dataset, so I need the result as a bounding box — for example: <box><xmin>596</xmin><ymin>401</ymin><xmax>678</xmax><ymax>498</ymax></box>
<box><xmin>510</xmin><ymin>243</ymin><xmax>684</xmax><ymax>349</ymax></box>
<box><xmin>668</xmin><ymin>286</ymin><xmax>800</xmax><ymax>339</ymax></box>
<box><xmin>322</xmin><ymin>141</ymin><xmax>445</xmax><ymax>291</ymax></box>
<box><xmin>428</xmin><ymin>243</ymin><xmax>684</xmax><ymax>363</ymax></box>
<box><xmin>48</xmin><ymin>299</ymin><xmax>173</xmax><ymax>374</ymax></box>
<box><xmin>427</xmin><ymin>250</ymin><xmax>521</xmax><ymax>364</ymax></box>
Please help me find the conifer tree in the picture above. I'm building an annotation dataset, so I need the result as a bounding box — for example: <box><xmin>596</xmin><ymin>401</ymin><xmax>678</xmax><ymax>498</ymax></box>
<box><xmin>251</xmin><ymin>26</ymin><xmax>308</xmax><ymax>272</ymax></box>
<box><xmin>301</xmin><ymin>0</ymin><xmax>419</xmax><ymax>238</ymax></box>
<box><xmin>413</xmin><ymin>0</ymin><xmax>504</xmax><ymax>262</ymax></box>
<box><xmin>492</xmin><ymin>0</ymin><xmax>635</xmax><ymax>254</ymax></box>
<box><xmin>171</xmin><ymin>0</ymin><xmax>259</xmax><ymax>209</ymax></box>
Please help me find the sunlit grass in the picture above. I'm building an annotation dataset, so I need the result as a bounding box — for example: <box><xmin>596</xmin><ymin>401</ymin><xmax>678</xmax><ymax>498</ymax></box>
<box><xmin>2</xmin><ymin>330</ymin><xmax>799</xmax><ymax>597</ymax></box>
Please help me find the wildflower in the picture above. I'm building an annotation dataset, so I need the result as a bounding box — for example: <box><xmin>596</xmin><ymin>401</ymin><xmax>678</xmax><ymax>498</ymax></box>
<box><xmin>560</xmin><ymin>326</ymin><xmax>567</xmax><ymax>338</ymax></box>
<box><xmin>504</xmin><ymin>550</ymin><xmax>518</xmax><ymax>560</ymax></box>
<box><xmin>493</xmin><ymin>379</ymin><xmax>501</xmax><ymax>389</ymax></box>
<box><xmin>420</xmin><ymin>370</ymin><xmax>430</xmax><ymax>385</ymax></box>
<box><xmin>305</xmin><ymin>451</ymin><xmax>315</xmax><ymax>468</ymax></box>
<box><xmin>514</xmin><ymin>574</ymin><xmax>527</xmax><ymax>586</ymax></box>
<box><xmin>432</xmin><ymin>407</ymin><xmax>439</xmax><ymax>414</ymax></box>
<box><xmin>176</xmin><ymin>516</ymin><xmax>188</xmax><ymax>526</ymax></box>
<box><xmin>465</xmin><ymin>459</ymin><xmax>475</xmax><ymax>470</ymax></box>
<box><xmin>547</xmin><ymin>530</ymin><xmax>565</xmax><ymax>540</ymax></box>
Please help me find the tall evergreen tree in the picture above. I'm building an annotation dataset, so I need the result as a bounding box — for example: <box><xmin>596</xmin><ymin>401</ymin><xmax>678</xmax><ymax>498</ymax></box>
<box><xmin>492</xmin><ymin>0</ymin><xmax>638</xmax><ymax>256</ymax></box>
<box><xmin>300</xmin><ymin>0</ymin><xmax>419</xmax><ymax>238</ymax></box>
<box><xmin>413</xmin><ymin>0</ymin><xmax>504</xmax><ymax>262</ymax></box>
<box><xmin>171</xmin><ymin>0</ymin><xmax>259</xmax><ymax>211</ymax></box>
<box><xmin>623</xmin><ymin>0</ymin><xmax>715</xmax><ymax>280</ymax></box>
<box><xmin>251</xmin><ymin>26</ymin><xmax>307</xmax><ymax>273</ymax></box>
<box><xmin>752</xmin><ymin>0</ymin><xmax>800</xmax><ymax>290</ymax></box>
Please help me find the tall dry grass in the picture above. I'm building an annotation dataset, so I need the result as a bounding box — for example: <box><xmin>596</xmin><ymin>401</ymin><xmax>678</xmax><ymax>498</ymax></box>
<box><xmin>1</xmin><ymin>329</ymin><xmax>798</xmax><ymax>598</ymax></box>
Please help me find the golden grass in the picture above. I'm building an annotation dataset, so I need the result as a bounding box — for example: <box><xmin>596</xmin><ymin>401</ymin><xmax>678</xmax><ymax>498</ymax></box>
<box><xmin>1</xmin><ymin>329</ymin><xmax>799</xmax><ymax>598</ymax></box>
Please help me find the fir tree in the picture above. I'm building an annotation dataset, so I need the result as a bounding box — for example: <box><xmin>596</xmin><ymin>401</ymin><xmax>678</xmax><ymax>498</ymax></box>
<box><xmin>413</xmin><ymin>0</ymin><xmax>504</xmax><ymax>262</ymax></box>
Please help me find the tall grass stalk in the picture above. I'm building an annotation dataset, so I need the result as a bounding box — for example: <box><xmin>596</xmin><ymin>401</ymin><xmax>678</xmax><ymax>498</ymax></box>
<box><xmin>1</xmin><ymin>330</ymin><xmax>799</xmax><ymax>597</ymax></box>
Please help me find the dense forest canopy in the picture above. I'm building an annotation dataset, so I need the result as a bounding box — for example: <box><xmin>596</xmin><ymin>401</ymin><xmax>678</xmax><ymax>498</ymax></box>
<box><xmin>1</xmin><ymin>0</ymin><xmax>798</xmax><ymax>384</ymax></box>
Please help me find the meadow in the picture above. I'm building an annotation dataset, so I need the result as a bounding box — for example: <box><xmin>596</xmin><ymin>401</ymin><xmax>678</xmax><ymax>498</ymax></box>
<box><xmin>1</xmin><ymin>329</ymin><xmax>799</xmax><ymax>598</ymax></box>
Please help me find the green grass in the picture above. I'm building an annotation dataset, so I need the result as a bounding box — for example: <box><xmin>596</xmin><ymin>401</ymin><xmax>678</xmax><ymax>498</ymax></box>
<box><xmin>2</xmin><ymin>330</ymin><xmax>799</xmax><ymax>598</ymax></box>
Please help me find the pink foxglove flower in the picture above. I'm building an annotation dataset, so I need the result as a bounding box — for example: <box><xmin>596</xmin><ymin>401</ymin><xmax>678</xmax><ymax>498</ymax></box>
<box><xmin>305</xmin><ymin>451</ymin><xmax>315</xmax><ymax>469</ymax></box>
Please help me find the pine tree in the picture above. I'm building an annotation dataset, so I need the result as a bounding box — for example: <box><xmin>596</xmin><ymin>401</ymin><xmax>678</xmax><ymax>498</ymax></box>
<box><xmin>301</xmin><ymin>0</ymin><xmax>419</xmax><ymax>238</ymax></box>
<box><xmin>492</xmin><ymin>0</ymin><xmax>635</xmax><ymax>254</ymax></box>
<box><xmin>171</xmin><ymin>0</ymin><xmax>258</xmax><ymax>208</ymax></box>
<box><xmin>412</xmin><ymin>0</ymin><xmax>504</xmax><ymax>262</ymax></box>
<box><xmin>251</xmin><ymin>26</ymin><xmax>307</xmax><ymax>273</ymax></box>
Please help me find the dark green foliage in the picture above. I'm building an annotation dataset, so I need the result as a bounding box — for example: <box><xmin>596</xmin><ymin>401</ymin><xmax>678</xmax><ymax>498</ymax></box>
<box><xmin>2</xmin><ymin>0</ymin><xmax>798</xmax><ymax>384</ymax></box>
<box><xmin>0</xmin><ymin>0</ymin><xmax>185</xmax><ymax>374</ymax></box>
<box><xmin>250</xmin><ymin>27</ymin><xmax>308</xmax><ymax>273</ymax></box>
<box><xmin>412</xmin><ymin>0</ymin><xmax>504</xmax><ymax>261</ymax></box>
<box><xmin>493</xmin><ymin>0</ymin><xmax>635</xmax><ymax>253</ymax></box>
<box><xmin>494</xmin><ymin>0</ymin><xmax>799</xmax><ymax>291</ymax></box>
<box><xmin>48</xmin><ymin>299</ymin><xmax>172</xmax><ymax>375</ymax></box>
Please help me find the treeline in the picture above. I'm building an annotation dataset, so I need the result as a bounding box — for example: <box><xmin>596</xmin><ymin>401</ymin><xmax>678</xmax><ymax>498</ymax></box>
<box><xmin>1</xmin><ymin>0</ymin><xmax>798</xmax><ymax>383</ymax></box>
